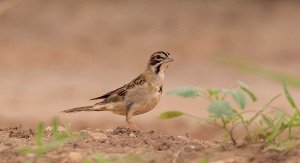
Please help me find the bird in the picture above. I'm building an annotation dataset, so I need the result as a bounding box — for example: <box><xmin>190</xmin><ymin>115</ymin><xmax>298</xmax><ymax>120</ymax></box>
<box><xmin>62</xmin><ymin>51</ymin><xmax>174</xmax><ymax>129</ymax></box>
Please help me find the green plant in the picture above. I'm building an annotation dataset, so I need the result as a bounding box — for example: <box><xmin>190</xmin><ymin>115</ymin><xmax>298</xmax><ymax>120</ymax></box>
<box><xmin>18</xmin><ymin>118</ymin><xmax>83</xmax><ymax>157</ymax></box>
<box><xmin>161</xmin><ymin>81</ymin><xmax>257</xmax><ymax>145</ymax></box>
<box><xmin>257</xmin><ymin>82</ymin><xmax>300</xmax><ymax>150</ymax></box>
<box><xmin>161</xmin><ymin>81</ymin><xmax>300</xmax><ymax>149</ymax></box>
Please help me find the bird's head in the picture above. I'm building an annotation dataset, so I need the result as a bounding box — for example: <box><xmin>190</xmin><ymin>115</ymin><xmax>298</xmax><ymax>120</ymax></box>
<box><xmin>147</xmin><ymin>51</ymin><xmax>174</xmax><ymax>74</ymax></box>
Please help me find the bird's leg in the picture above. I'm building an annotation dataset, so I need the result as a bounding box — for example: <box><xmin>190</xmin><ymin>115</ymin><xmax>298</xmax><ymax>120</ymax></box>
<box><xmin>126</xmin><ymin>111</ymin><xmax>140</xmax><ymax>130</ymax></box>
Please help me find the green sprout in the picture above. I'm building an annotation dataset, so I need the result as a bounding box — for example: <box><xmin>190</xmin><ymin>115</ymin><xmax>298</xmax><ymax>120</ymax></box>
<box><xmin>18</xmin><ymin>117</ymin><xmax>83</xmax><ymax>157</ymax></box>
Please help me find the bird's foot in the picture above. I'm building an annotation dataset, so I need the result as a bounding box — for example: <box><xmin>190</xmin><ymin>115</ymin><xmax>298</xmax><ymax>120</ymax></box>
<box><xmin>127</xmin><ymin>123</ymin><xmax>141</xmax><ymax>131</ymax></box>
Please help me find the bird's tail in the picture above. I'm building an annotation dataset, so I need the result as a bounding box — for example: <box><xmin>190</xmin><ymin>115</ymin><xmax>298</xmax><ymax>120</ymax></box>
<box><xmin>62</xmin><ymin>106</ymin><xmax>106</xmax><ymax>113</ymax></box>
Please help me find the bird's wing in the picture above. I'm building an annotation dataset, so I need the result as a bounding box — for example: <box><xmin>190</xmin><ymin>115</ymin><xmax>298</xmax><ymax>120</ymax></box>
<box><xmin>91</xmin><ymin>74</ymin><xmax>147</xmax><ymax>103</ymax></box>
<box><xmin>126</xmin><ymin>74</ymin><xmax>147</xmax><ymax>89</ymax></box>
<box><xmin>90</xmin><ymin>85</ymin><xmax>126</xmax><ymax>100</ymax></box>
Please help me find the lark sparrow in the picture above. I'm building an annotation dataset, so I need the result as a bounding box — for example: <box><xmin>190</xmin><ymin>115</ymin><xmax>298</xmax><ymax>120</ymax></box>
<box><xmin>63</xmin><ymin>51</ymin><xmax>174</xmax><ymax>129</ymax></box>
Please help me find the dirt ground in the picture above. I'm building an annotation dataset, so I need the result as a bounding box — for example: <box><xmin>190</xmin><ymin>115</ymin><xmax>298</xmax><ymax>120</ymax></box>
<box><xmin>1</xmin><ymin>1</ymin><xmax>300</xmax><ymax>161</ymax></box>
<box><xmin>1</xmin><ymin>125</ymin><xmax>300</xmax><ymax>163</ymax></box>
<box><xmin>1</xmin><ymin>0</ymin><xmax>300</xmax><ymax>140</ymax></box>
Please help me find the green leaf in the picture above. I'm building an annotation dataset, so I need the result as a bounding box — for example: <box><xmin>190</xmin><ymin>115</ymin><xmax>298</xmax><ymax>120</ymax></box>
<box><xmin>283</xmin><ymin>81</ymin><xmax>298</xmax><ymax>109</ymax></box>
<box><xmin>208</xmin><ymin>101</ymin><xmax>234</xmax><ymax>118</ymax></box>
<box><xmin>237</xmin><ymin>81</ymin><xmax>257</xmax><ymax>102</ymax></box>
<box><xmin>263</xmin><ymin>110</ymin><xmax>288</xmax><ymax>143</ymax></box>
<box><xmin>167</xmin><ymin>86</ymin><xmax>202</xmax><ymax>98</ymax></box>
<box><xmin>229</xmin><ymin>90</ymin><xmax>247</xmax><ymax>109</ymax></box>
<box><xmin>35</xmin><ymin>123</ymin><xmax>44</xmax><ymax>146</ymax></box>
<box><xmin>207</xmin><ymin>88</ymin><xmax>222</xmax><ymax>96</ymax></box>
<box><xmin>266</xmin><ymin>112</ymin><xmax>287</xmax><ymax>143</ymax></box>
<box><xmin>261</xmin><ymin>114</ymin><xmax>273</xmax><ymax>129</ymax></box>
<box><xmin>159</xmin><ymin>111</ymin><xmax>184</xmax><ymax>119</ymax></box>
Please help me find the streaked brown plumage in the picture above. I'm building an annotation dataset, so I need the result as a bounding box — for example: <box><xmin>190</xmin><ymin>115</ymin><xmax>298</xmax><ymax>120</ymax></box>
<box><xmin>63</xmin><ymin>51</ymin><xmax>174</xmax><ymax>129</ymax></box>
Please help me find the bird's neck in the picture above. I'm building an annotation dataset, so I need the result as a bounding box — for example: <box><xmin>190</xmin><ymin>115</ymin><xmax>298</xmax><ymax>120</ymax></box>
<box><xmin>145</xmin><ymin>62</ymin><xmax>169</xmax><ymax>81</ymax></box>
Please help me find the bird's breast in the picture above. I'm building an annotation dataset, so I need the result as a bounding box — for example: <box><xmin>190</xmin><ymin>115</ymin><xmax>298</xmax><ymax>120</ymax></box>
<box><xmin>132</xmin><ymin>94</ymin><xmax>160</xmax><ymax>115</ymax></box>
<box><xmin>124</xmin><ymin>83</ymin><xmax>162</xmax><ymax>115</ymax></box>
<box><xmin>125</xmin><ymin>83</ymin><xmax>161</xmax><ymax>100</ymax></box>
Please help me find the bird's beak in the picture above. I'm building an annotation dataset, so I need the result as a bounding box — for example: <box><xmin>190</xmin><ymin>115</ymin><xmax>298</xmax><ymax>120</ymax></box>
<box><xmin>164</xmin><ymin>57</ymin><xmax>174</xmax><ymax>63</ymax></box>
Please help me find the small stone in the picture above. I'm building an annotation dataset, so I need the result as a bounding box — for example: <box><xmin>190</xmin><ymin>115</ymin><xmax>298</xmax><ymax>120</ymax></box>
<box><xmin>45</xmin><ymin>126</ymin><xmax>65</xmax><ymax>136</ymax></box>
<box><xmin>106</xmin><ymin>129</ymin><xmax>114</xmax><ymax>133</ymax></box>
<box><xmin>80</xmin><ymin>130</ymin><xmax>108</xmax><ymax>140</ymax></box>
<box><xmin>80</xmin><ymin>130</ymin><xmax>87</xmax><ymax>133</ymax></box>
<box><xmin>89</xmin><ymin>132</ymin><xmax>108</xmax><ymax>140</ymax></box>
<box><xmin>95</xmin><ymin>129</ymin><xmax>104</xmax><ymax>133</ymax></box>
<box><xmin>69</xmin><ymin>152</ymin><xmax>82</xmax><ymax>162</ymax></box>
<box><xmin>129</xmin><ymin>133</ymin><xmax>136</xmax><ymax>138</ymax></box>
<box><xmin>177</xmin><ymin>135</ymin><xmax>188</xmax><ymax>140</ymax></box>
<box><xmin>189</xmin><ymin>145</ymin><xmax>195</xmax><ymax>149</ymax></box>
<box><xmin>80</xmin><ymin>130</ymin><xmax>90</xmax><ymax>135</ymax></box>
<box><xmin>45</xmin><ymin>126</ymin><xmax>65</xmax><ymax>132</ymax></box>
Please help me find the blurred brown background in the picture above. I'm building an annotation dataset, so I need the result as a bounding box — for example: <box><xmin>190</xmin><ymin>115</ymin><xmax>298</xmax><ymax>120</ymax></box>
<box><xmin>1</xmin><ymin>0</ymin><xmax>300</xmax><ymax>140</ymax></box>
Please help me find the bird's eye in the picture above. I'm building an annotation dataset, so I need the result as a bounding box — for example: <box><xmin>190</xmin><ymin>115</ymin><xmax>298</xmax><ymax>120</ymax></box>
<box><xmin>155</xmin><ymin>56</ymin><xmax>162</xmax><ymax>60</ymax></box>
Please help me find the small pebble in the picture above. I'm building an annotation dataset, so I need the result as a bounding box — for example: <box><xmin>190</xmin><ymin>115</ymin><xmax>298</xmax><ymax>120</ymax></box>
<box><xmin>106</xmin><ymin>129</ymin><xmax>114</xmax><ymax>133</ymax></box>
<box><xmin>129</xmin><ymin>133</ymin><xmax>136</xmax><ymax>138</ymax></box>
<box><xmin>95</xmin><ymin>128</ymin><xmax>104</xmax><ymax>133</ymax></box>
<box><xmin>177</xmin><ymin>135</ymin><xmax>188</xmax><ymax>140</ymax></box>
<box><xmin>80</xmin><ymin>130</ymin><xmax>108</xmax><ymax>140</ymax></box>
<box><xmin>45</xmin><ymin>126</ymin><xmax>66</xmax><ymax>136</ymax></box>
<box><xmin>80</xmin><ymin>130</ymin><xmax>90</xmax><ymax>135</ymax></box>
<box><xmin>89</xmin><ymin>132</ymin><xmax>108</xmax><ymax>140</ymax></box>
<box><xmin>45</xmin><ymin>126</ymin><xmax>65</xmax><ymax>132</ymax></box>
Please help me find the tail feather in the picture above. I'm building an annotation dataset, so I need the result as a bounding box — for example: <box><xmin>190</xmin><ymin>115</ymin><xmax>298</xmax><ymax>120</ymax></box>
<box><xmin>62</xmin><ymin>106</ymin><xmax>106</xmax><ymax>113</ymax></box>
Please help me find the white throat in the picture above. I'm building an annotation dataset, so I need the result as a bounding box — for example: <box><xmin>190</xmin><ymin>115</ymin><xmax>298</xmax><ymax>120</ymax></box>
<box><xmin>157</xmin><ymin>62</ymin><xmax>169</xmax><ymax>80</ymax></box>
